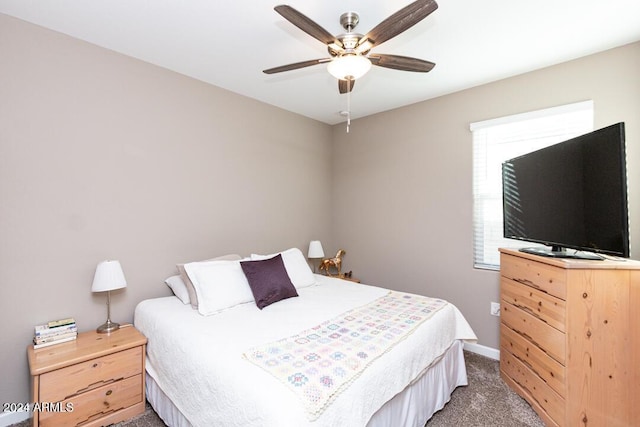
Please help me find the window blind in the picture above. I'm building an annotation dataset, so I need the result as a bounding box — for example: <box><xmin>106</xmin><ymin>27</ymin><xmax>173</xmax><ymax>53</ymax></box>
<box><xmin>471</xmin><ymin>101</ymin><xmax>594</xmax><ymax>269</ymax></box>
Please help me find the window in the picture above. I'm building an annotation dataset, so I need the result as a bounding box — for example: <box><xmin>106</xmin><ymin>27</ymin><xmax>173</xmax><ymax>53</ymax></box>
<box><xmin>471</xmin><ymin>101</ymin><xmax>594</xmax><ymax>270</ymax></box>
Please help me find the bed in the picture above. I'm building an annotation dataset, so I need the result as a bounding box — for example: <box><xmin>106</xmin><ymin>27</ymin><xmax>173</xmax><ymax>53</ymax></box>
<box><xmin>134</xmin><ymin>248</ymin><xmax>477</xmax><ymax>427</ymax></box>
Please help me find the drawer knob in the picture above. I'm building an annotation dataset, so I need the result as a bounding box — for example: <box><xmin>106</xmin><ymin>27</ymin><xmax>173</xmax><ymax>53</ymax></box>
<box><xmin>93</xmin><ymin>363</ymin><xmax>98</xmax><ymax>368</ymax></box>
<box><xmin>586</xmin><ymin>330</ymin><xmax>592</xmax><ymax>338</ymax></box>
<box><xmin>582</xmin><ymin>292</ymin><xmax>588</xmax><ymax>299</ymax></box>
<box><xmin>105</xmin><ymin>389</ymin><xmax>113</xmax><ymax>396</ymax></box>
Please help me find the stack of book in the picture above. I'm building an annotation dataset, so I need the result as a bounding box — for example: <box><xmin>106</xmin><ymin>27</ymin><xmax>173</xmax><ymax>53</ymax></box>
<box><xmin>33</xmin><ymin>317</ymin><xmax>78</xmax><ymax>349</ymax></box>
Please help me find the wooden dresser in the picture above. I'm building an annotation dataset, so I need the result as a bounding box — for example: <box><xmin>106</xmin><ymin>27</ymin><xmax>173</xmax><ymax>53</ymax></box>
<box><xmin>499</xmin><ymin>248</ymin><xmax>639</xmax><ymax>427</ymax></box>
<box><xmin>27</xmin><ymin>326</ymin><xmax>147</xmax><ymax>427</ymax></box>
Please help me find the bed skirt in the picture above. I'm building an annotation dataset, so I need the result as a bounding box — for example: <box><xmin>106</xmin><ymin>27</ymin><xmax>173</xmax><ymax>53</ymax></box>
<box><xmin>145</xmin><ymin>340</ymin><xmax>467</xmax><ymax>427</ymax></box>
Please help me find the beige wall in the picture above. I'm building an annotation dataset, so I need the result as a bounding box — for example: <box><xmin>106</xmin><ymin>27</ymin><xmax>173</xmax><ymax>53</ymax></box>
<box><xmin>0</xmin><ymin>14</ymin><xmax>332</xmax><ymax>407</ymax></box>
<box><xmin>331</xmin><ymin>41</ymin><xmax>640</xmax><ymax>351</ymax></box>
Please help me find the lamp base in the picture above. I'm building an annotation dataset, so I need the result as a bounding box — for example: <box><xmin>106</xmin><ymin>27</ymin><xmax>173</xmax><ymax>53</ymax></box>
<box><xmin>96</xmin><ymin>320</ymin><xmax>120</xmax><ymax>334</ymax></box>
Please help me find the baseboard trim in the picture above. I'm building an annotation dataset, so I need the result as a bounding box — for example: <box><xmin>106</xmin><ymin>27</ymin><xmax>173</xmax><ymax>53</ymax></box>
<box><xmin>0</xmin><ymin>410</ymin><xmax>31</xmax><ymax>427</ymax></box>
<box><xmin>463</xmin><ymin>342</ymin><xmax>500</xmax><ymax>360</ymax></box>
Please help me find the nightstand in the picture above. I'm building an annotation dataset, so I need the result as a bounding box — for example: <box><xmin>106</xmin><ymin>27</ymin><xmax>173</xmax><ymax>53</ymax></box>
<box><xmin>27</xmin><ymin>326</ymin><xmax>147</xmax><ymax>427</ymax></box>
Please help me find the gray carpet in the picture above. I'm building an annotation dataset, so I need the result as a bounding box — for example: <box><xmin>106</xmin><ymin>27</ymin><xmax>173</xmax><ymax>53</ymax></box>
<box><xmin>12</xmin><ymin>351</ymin><xmax>543</xmax><ymax>427</ymax></box>
<box><xmin>425</xmin><ymin>351</ymin><xmax>544</xmax><ymax>427</ymax></box>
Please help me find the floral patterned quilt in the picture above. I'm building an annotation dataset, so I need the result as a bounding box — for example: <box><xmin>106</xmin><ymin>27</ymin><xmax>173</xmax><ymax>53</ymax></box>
<box><xmin>243</xmin><ymin>291</ymin><xmax>448</xmax><ymax>420</ymax></box>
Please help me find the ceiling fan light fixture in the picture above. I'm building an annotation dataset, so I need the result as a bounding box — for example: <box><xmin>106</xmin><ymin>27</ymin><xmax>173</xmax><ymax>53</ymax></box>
<box><xmin>327</xmin><ymin>55</ymin><xmax>371</xmax><ymax>80</ymax></box>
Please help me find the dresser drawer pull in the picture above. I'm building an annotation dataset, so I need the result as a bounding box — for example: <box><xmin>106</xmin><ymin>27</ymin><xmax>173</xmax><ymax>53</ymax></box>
<box><xmin>518</xmin><ymin>332</ymin><xmax>546</xmax><ymax>353</ymax></box>
<box><xmin>72</xmin><ymin>378</ymin><xmax>121</xmax><ymax>397</ymax></box>
<box><xmin>515</xmin><ymin>278</ymin><xmax>541</xmax><ymax>290</ymax></box>
<box><xmin>517</xmin><ymin>305</ymin><xmax>544</xmax><ymax>321</ymax></box>
<box><xmin>520</xmin><ymin>331</ymin><xmax>535</xmax><ymax>342</ymax></box>
<box><xmin>105</xmin><ymin>389</ymin><xmax>113</xmax><ymax>396</ymax></box>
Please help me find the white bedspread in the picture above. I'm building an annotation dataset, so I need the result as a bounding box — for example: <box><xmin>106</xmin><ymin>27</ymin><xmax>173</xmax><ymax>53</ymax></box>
<box><xmin>134</xmin><ymin>275</ymin><xmax>476</xmax><ymax>427</ymax></box>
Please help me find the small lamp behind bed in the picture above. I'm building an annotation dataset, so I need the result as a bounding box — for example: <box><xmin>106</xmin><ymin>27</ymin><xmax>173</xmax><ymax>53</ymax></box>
<box><xmin>308</xmin><ymin>240</ymin><xmax>325</xmax><ymax>273</ymax></box>
<box><xmin>92</xmin><ymin>260</ymin><xmax>127</xmax><ymax>334</ymax></box>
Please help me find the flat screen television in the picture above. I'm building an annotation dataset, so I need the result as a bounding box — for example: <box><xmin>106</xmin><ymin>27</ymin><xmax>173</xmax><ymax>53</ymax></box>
<box><xmin>502</xmin><ymin>122</ymin><xmax>629</xmax><ymax>259</ymax></box>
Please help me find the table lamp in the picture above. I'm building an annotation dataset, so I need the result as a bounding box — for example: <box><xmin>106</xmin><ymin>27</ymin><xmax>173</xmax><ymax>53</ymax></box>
<box><xmin>308</xmin><ymin>240</ymin><xmax>325</xmax><ymax>273</ymax></box>
<box><xmin>92</xmin><ymin>260</ymin><xmax>127</xmax><ymax>333</ymax></box>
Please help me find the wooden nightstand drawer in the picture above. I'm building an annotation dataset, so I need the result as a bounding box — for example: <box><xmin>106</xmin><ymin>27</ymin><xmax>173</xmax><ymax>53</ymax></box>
<box><xmin>500</xmin><ymin>253</ymin><xmax>566</xmax><ymax>300</ymax></box>
<box><xmin>28</xmin><ymin>327</ymin><xmax>147</xmax><ymax>427</ymax></box>
<box><xmin>501</xmin><ymin>349</ymin><xmax>565</xmax><ymax>425</ymax></box>
<box><xmin>501</xmin><ymin>325</ymin><xmax>565</xmax><ymax>396</ymax></box>
<box><xmin>501</xmin><ymin>277</ymin><xmax>566</xmax><ymax>332</ymax></box>
<box><xmin>501</xmin><ymin>301</ymin><xmax>565</xmax><ymax>364</ymax></box>
<box><xmin>39</xmin><ymin>346</ymin><xmax>142</xmax><ymax>402</ymax></box>
<box><xmin>39</xmin><ymin>374</ymin><xmax>143</xmax><ymax>427</ymax></box>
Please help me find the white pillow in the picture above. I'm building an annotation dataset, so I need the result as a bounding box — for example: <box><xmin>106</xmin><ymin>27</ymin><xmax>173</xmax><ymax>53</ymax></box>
<box><xmin>251</xmin><ymin>247</ymin><xmax>316</xmax><ymax>289</ymax></box>
<box><xmin>183</xmin><ymin>260</ymin><xmax>255</xmax><ymax>316</ymax></box>
<box><xmin>177</xmin><ymin>254</ymin><xmax>243</xmax><ymax>309</ymax></box>
<box><xmin>164</xmin><ymin>275</ymin><xmax>190</xmax><ymax>304</ymax></box>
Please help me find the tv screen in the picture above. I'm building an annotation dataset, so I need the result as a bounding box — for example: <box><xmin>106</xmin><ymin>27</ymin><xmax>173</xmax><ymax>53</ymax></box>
<box><xmin>502</xmin><ymin>122</ymin><xmax>629</xmax><ymax>259</ymax></box>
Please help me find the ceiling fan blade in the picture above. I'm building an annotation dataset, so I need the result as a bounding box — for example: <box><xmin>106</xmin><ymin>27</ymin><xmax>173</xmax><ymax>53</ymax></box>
<box><xmin>369</xmin><ymin>54</ymin><xmax>435</xmax><ymax>72</ymax></box>
<box><xmin>338</xmin><ymin>78</ymin><xmax>355</xmax><ymax>94</ymax></box>
<box><xmin>263</xmin><ymin>58</ymin><xmax>331</xmax><ymax>74</ymax></box>
<box><xmin>360</xmin><ymin>0</ymin><xmax>438</xmax><ymax>48</ymax></box>
<box><xmin>274</xmin><ymin>5</ymin><xmax>342</xmax><ymax>47</ymax></box>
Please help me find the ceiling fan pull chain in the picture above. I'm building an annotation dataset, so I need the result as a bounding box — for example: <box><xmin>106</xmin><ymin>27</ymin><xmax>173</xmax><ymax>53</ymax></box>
<box><xmin>346</xmin><ymin>83</ymin><xmax>351</xmax><ymax>133</ymax></box>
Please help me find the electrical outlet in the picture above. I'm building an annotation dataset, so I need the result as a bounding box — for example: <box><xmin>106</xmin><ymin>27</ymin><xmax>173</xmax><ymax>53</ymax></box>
<box><xmin>490</xmin><ymin>302</ymin><xmax>500</xmax><ymax>316</ymax></box>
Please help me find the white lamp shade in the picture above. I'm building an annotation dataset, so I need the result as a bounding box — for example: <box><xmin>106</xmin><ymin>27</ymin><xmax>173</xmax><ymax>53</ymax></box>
<box><xmin>327</xmin><ymin>55</ymin><xmax>372</xmax><ymax>80</ymax></box>
<box><xmin>308</xmin><ymin>240</ymin><xmax>325</xmax><ymax>259</ymax></box>
<box><xmin>92</xmin><ymin>260</ymin><xmax>127</xmax><ymax>292</ymax></box>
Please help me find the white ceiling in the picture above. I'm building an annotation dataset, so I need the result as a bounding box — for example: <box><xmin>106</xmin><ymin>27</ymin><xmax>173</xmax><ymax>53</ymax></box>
<box><xmin>1</xmin><ymin>0</ymin><xmax>639</xmax><ymax>125</ymax></box>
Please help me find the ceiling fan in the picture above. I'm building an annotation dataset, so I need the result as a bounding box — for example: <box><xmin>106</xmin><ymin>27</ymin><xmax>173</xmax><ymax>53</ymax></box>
<box><xmin>263</xmin><ymin>0</ymin><xmax>438</xmax><ymax>94</ymax></box>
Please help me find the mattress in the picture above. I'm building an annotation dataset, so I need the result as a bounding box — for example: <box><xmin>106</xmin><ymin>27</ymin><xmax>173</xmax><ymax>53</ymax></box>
<box><xmin>134</xmin><ymin>275</ymin><xmax>477</xmax><ymax>426</ymax></box>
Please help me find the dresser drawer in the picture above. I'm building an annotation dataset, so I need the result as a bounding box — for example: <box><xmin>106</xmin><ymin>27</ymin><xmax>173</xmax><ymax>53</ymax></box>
<box><xmin>501</xmin><ymin>302</ymin><xmax>565</xmax><ymax>364</ymax></box>
<box><xmin>39</xmin><ymin>347</ymin><xmax>142</xmax><ymax>402</ymax></box>
<box><xmin>501</xmin><ymin>349</ymin><xmax>564</xmax><ymax>425</ymax></box>
<box><xmin>501</xmin><ymin>325</ymin><xmax>565</xmax><ymax>397</ymax></box>
<box><xmin>501</xmin><ymin>278</ymin><xmax>566</xmax><ymax>332</ymax></box>
<box><xmin>501</xmin><ymin>253</ymin><xmax>567</xmax><ymax>300</ymax></box>
<box><xmin>39</xmin><ymin>374</ymin><xmax>142</xmax><ymax>427</ymax></box>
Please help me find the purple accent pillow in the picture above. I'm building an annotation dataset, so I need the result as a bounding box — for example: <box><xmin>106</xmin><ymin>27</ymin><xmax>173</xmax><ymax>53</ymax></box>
<box><xmin>240</xmin><ymin>254</ymin><xmax>298</xmax><ymax>309</ymax></box>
